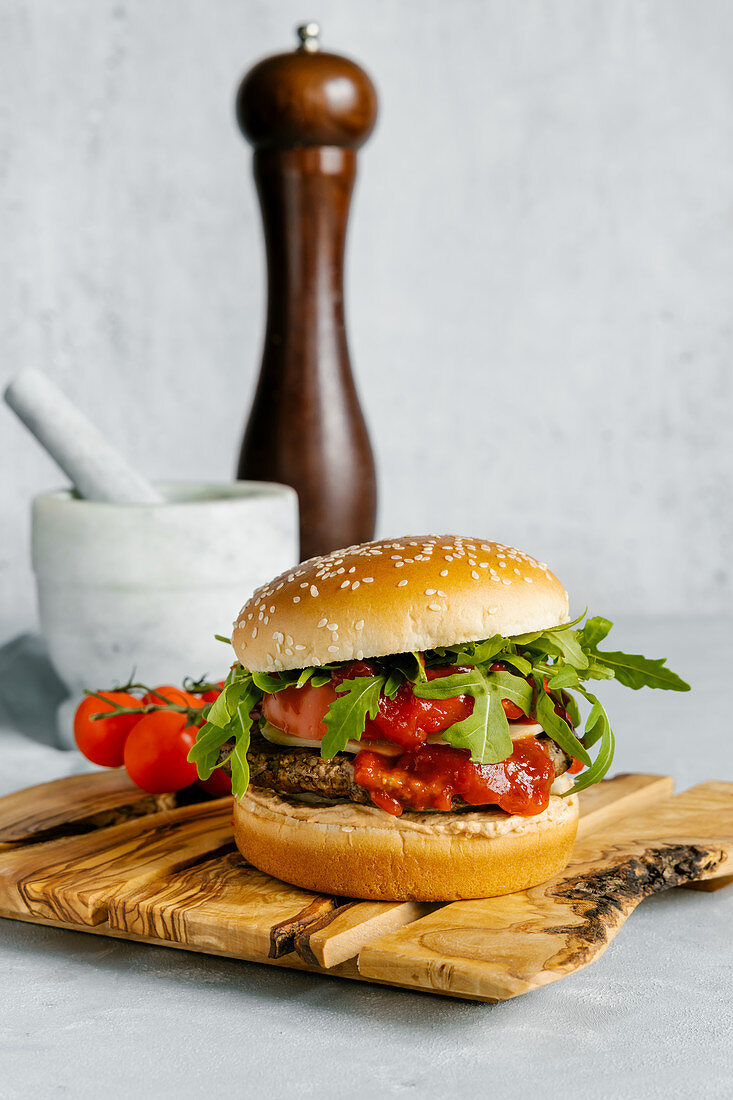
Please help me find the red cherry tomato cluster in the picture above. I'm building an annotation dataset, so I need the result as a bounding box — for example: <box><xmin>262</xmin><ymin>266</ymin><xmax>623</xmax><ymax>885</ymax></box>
<box><xmin>73</xmin><ymin>681</ymin><xmax>230</xmax><ymax>797</ymax></box>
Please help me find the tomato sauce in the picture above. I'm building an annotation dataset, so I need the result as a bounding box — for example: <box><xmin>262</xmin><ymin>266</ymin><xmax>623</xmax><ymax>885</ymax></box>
<box><xmin>353</xmin><ymin>736</ymin><xmax>555</xmax><ymax>817</ymax></box>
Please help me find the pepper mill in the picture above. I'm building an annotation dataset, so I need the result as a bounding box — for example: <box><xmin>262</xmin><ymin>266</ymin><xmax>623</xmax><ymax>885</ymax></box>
<box><xmin>235</xmin><ymin>23</ymin><xmax>378</xmax><ymax>561</ymax></box>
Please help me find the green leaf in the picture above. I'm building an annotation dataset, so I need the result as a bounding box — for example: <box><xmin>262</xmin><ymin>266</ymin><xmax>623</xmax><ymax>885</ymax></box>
<box><xmin>413</xmin><ymin>670</ymin><xmax>484</xmax><ymax>701</ymax></box>
<box><xmin>229</xmin><ymin>699</ymin><xmax>256</xmax><ymax>799</ymax></box>
<box><xmin>593</xmin><ymin>650</ymin><xmax>691</xmax><ymax>691</ymax></box>
<box><xmin>578</xmin><ymin>616</ymin><xmax>613</xmax><ymax>650</ymax></box>
<box><xmin>190</xmin><ymin>671</ymin><xmax>260</xmax><ymax>798</ymax></box>
<box><xmin>544</xmin><ymin>628</ymin><xmax>589</xmax><ymax>670</ymax></box>
<box><xmin>321</xmin><ymin>676</ymin><xmax>385</xmax><ymax>759</ymax></box>
<box><xmin>500</xmin><ymin>652</ymin><xmax>532</xmax><ymax>677</ymax></box>
<box><xmin>415</xmin><ymin>667</ymin><xmax>530</xmax><ymax>765</ymax></box>
<box><xmin>535</xmin><ymin>692</ymin><xmax>591</xmax><ymax>768</ymax></box>
<box><xmin>383</xmin><ymin>671</ymin><xmax>403</xmax><ymax>700</ymax></box>
<box><xmin>187</xmin><ymin>722</ymin><xmax>228</xmax><ymax>780</ymax></box>
<box><xmin>251</xmin><ymin>671</ymin><xmax>287</xmax><ymax>694</ymax></box>
<box><xmin>570</xmin><ymin>689</ymin><xmax>615</xmax><ymax>793</ymax></box>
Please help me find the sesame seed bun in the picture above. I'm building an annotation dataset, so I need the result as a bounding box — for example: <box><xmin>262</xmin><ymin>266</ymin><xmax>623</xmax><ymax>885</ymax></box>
<box><xmin>233</xmin><ymin>788</ymin><xmax>579</xmax><ymax>901</ymax></box>
<box><xmin>232</xmin><ymin>535</ymin><xmax>569</xmax><ymax>672</ymax></box>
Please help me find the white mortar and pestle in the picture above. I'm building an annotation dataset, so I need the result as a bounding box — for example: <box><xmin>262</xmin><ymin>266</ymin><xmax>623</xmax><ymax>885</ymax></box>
<box><xmin>4</xmin><ymin>370</ymin><xmax>298</xmax><ymax>747</ymax></box>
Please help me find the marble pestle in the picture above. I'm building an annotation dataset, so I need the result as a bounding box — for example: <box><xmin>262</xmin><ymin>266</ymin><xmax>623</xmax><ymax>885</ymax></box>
<box><xmin>4</xmin><ymin>369</ymin><xmax>164</xmax><ymax>504</ymax></box>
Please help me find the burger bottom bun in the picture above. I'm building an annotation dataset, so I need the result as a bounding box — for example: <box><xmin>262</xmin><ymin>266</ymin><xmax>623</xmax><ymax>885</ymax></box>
<box><xmin>232</xmin><ymin>789</ymin><xmax>579</xmax><ymax>902</ymax></box>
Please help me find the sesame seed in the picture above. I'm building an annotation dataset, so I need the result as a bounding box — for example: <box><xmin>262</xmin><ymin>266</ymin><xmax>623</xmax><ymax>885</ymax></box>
<box><xmin>295</xmin><ymin>643</ymin><xmax>306</xmax><ymax>651</ymax></box>
<box><xmin>328</xmin><ymin>645</ymin><xmax>339</xmax><ymax>654</ymax></box>
<box><xmin>513</xmin><ymin>568</ymin><xmax>520</xmax><ymax>575</ymax></box>
<box><xmin>471</xmin><ymin>571</ymin><xmax>479</xmax><ymax>580</ymax></box>
<box><xmin>317</xmin><ymin>617</ymin><xmax>328</xmax><ymax>628</ymax></box>
<box><xmin>425</xmin><ymin>588</ymin><xmax>436</xmax><ymax>595</ymax></box>
<box><xmin>428</xmin><ymin>603</ymin><xmax>441</xmax><ymax>612</ymax></box>
<box><xmin>502</xmin><ymin>578</ymin><xmax>512</xmax><ymax>586</ymax></box>
<box><xmin>293</xmin><ymin>596</ymin><xmax>300</xmax><ymax>604</ymax></box>
<box><xmin>348</xmin><ymin>566</ymin><xmax>356</xmax><ymax>573</ymax></box>
<box><xmin>270</xmin><ymin>606</ymin><xmax>275</xmax><ymax>613</ymax></box>
<box><xmin>300</xmin><ymin>582</ymin><xmax>309</xmax><ymax>588</ymax></box>
<box><xmin>310</xmin><ymin>585</ymin><xmax>319</xmax><ymax>597</ymax></box>
<box><xmin>397</xmin><ymin>579</ymin><xmax>408</xmax><ymax>587</ymax></box>
<box><xmin>355</xmin><ymin>620</ymin><xmax>365</xmax><ymax>630</ymax></box>
<box><xmin>327</xmin><ymin>623</ymin><xmax>338</xmax><ymax>631</ymax></box>
<box><xmin>352</xmin><ymin>581</ymin><xmax>360</xmax><ymax>590</ymax></box>
<box><xmin>394</xmin><ymin>561</ymin><xmax>404</xmax><ymax>568</ymax></box>
<box><xmin>524</xmin><ymin>577</ymin><xmax>534</xmax><ymax>584</ymax></box>
<box><xmin>284</xmin><ymin>648</ymin><xmax>292</xmax><ymax>656</ymax></box>
<box><xmin>356</xmin><ymin>650</ymin><xmax>364</xmax><ymax>660</ymax></box>
<box><xmin>363</xmin><ymin>577</ymin><xmax>373</xmax><ymax>583</ymax></box>
<box><xmin>274</xmin><ymin>631</ymin><xmax>284</xmax><ymax>642</ymax></box>
<box><xmin>252</xmin><ymin>627</ymin><xmax>258</xmax><ymax>638</ymax></box>
<box><xmin>263</xmin><ymin>616</ymin><xmax>269</xmax><ymax>625</ymax></box>
<box><xmin>286</xmin><ymin>635</ymin><xmax>293</xmax><ymax>646</ymax></box>
<box><xmin>499</xmin><ymin>562</ymin><xmax>506</xmax><ymax>568</ymax></box>
<box><xmin>340</xmin><ymin>580</ymin><xmax>350</xmax><ymax>589</ymax></box>
<box><xmin>438</xmin><ymin>589</ymin><xmax>447</xmax><ymax>597</ymax></box>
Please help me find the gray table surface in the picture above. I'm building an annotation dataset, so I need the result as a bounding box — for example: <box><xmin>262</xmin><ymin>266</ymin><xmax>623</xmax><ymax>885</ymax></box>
<box><xmin>0</xmin><ymin>619</ymin><xmax>731</xmax><ymax>1100</ymax></box>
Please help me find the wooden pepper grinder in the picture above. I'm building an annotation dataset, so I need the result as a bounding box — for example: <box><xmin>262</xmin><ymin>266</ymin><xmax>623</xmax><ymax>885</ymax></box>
<box><xmin>236</xmin><ymin>23</ymin><xmax>378</xmax><ymax>561</ymax></box>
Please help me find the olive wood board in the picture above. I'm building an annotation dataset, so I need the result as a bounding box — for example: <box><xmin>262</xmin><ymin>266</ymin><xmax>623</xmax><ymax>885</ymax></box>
<box><xmin>0</xmin><ymin>770</ymin><xmax>730</xmax><ymax>1002</ymax></box>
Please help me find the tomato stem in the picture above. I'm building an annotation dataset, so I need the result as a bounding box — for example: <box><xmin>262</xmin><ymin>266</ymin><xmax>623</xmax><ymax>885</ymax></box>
<box><xmin>84</xmin><ymin>690</ymin><xmax>204</xmax><ymax>726</ymax></box>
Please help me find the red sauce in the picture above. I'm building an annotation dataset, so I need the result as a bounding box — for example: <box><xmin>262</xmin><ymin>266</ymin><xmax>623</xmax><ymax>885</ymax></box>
<box><xmin>353</xmin><ymin>736</ymin><xmax>555</xmax><ymax>817</ymax></box>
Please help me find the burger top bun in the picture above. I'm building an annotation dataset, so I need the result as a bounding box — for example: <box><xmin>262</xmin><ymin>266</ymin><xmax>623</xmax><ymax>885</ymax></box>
<box><xmin>232</xmin><ymin>535</ymin><xmax>569</xmax><ymax>673</ymax></box>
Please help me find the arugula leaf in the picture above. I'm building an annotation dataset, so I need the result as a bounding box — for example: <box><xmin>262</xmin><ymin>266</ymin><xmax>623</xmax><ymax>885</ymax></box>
<box><xmin>383</xmin><ymin>671</ymin><xmax>403</xmax><ymax>700</ymax></box>
<box><xmin>251</xmin><ymin>671</ymin><xmax>288</xmax><ymax>694</ymax></box>
<box><xmin>592</xmin><ymin>650</ymin><xmax>691</xmax><ymax>691</ymax></box>
<box><xmin>229</xmin><ymin>698</ymin><xmax>256</xmax><ymax>798</ymax></box>
<box><xmin>189</xmin><ymin>670</ymin><xmax>260</xmax><ymax>799</ymax></box>
<box><xmin>578</xmin><ymin>616</ymin><xmax>613</xmax><ymax>650</ymax></box>
<box><xmin>415</xmin><ymin>667</ymin><xmax>531</xmax><ymax>764</ymax></box>
<box><xmin>187</xmin><ymin>721</ymin><xmax>228</xmax><ymax>781</ymax></box>
<box><xmin>321</xmin><ymin>676</ymin><xmax>385</xmax><ymax>759</ymax></box>
<box><xmin>544</xmin><ymin>628</ymin><xmax>589</xmax><ymax>670</ymax></box>
<box><xmin>535</xmin><ymin>691</ymin><xmax>591</xmax><ymax>768</ymax></box>
<box><xmin>570</xmin><ymin>689</ymin><xmax>615</xmax><ymax>793</ymax></box>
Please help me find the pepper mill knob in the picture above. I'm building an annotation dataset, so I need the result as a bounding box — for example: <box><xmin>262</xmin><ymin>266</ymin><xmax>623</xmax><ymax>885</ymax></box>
<box><xmin>236</xmin><ymin>24</ymin><xmax>378</xmax><ymax>152</ymax></box>
<box><xmin>236</xmin><ymin>26</ymin><xmax>378</xmax><ymax>560</ymax></box>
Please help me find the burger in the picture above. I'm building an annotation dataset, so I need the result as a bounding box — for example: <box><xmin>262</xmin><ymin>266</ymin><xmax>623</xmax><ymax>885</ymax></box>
<box><xmin>190</xmin><ymin>535</ymin><xmax>688</xmax><ymax>901</ymax></box>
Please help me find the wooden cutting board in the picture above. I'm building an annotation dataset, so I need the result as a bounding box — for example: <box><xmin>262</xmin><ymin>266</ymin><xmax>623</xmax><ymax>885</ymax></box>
<box><xmin>0</xmin><ymin>771</ymin><xmax>730</xmax><ymax>1000</ymax></box>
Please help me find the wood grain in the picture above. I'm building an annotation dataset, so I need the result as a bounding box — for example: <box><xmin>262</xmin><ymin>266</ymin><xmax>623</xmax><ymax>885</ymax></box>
<box><xmin>358</xmin><ymin>782</ymin><xmax>733</xmax><ymax>1001</ymax></box>
<box><xmin>107</xmin><ymin>848</ymin><xmax>343</xmax><ymax>959</ymax></box>
<box><xmin>0</xmin><ymin>800</ymin><xmax>233</xmax><ymax>926</ymax></box>
<box><xmin>576</xmin><ymin>773</ymin><xmax>674</xmax><ymax>838</ymax></box>
<box><xmin>0</xmin><ymin>771</ymin><xmax>726</xmax><ymax>1001</ymax></box>
<box><xmin>0</xmin><ymin>770</ymin><xmax>175</xmax><ymax>848</ymax></box>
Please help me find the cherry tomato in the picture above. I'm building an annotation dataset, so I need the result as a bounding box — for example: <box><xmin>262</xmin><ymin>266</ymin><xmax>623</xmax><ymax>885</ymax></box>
<box><xmin>141</xmin><ymin>684</ymin><xmax>204</xmax><ymax>710</ymax></box>
<box><xmin>200</xmin><ymin>681</ymin><xmax>225</xmax><ymax>704</ymax></box>
<box><xmin>123</xmin><ymin>711</ymin><xmax>199</xmax><ymax>793</ymax></box>
<box><xmin>74</xmin><ymin>691</ymin><xmax>142</xmax><ymax>767</ymax></box>
<box><xmin>197</xmin><ymin>770</ymin><xmax>232</xmax><ymax>796</ymax></box>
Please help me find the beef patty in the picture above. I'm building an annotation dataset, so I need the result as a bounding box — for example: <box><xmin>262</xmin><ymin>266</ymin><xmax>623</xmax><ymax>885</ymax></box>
<box><xmin>219</xmin><ymin>731</ymin><xmax>571</xmax><ymax>809</ymax></box>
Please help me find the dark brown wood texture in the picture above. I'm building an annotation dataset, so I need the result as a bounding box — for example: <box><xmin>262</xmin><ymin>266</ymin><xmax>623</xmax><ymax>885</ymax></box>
<box><xmin>0</xmin><ymin>773</ymin><xmax>729</xmax><ymax>1000</ymax></box>
<box><xmin>235</xmin><ymin>39</ymin><xmax>378</xmax><ymax>559</ymax></box>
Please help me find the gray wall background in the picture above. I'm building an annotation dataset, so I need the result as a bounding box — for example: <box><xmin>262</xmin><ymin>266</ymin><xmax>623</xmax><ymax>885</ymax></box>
<box><xmin>2</xmin><ymin>0</ymin><xmax>732</xmax><ymax>642</ymax></box>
